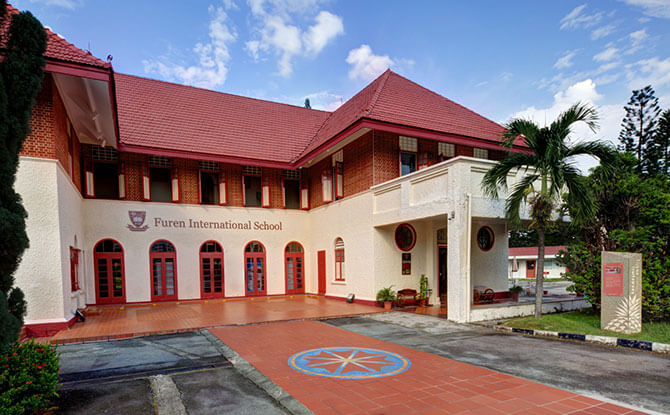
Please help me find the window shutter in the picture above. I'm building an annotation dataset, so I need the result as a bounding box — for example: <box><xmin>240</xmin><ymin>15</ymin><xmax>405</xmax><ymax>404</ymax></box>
<box><xmin>322</xmin><ymin>168</ymin><xmax>333</xmax><ymax>203</ymax></box>
<box><xmin>281</xmin><ymin>179</ymin><xmax>286</xmax><ymax>208</ymax></box>
<box><xmin>242</xmin><ymin>176</ymin><xmax>246</xmax><ymax>206</ymax></box>
<box><xmin>118</xmin><ymin>162</ymin><xmax>126</xmax><ymax>199</ymax></box>
<box><xmin>218</xmin><ymin>171</ymin><xmax>228</xmax><ymax>205</ymax></box>
<box><xmin>84</xmin><ymin>159</ymin><xmax>95</xmax><ymax>197</ymax></box>
<box><xmin>300</xmin><ymin>179</ymin><xmax>309</xmax><ymax>210</ymax></box>
<box><xmin>142</xmin><ymin>164</ymin><xmax>151</xmax><ymax>201</ymax></box>
<box><xmin>418</xmin><ymin>152</ymin><xmax>430</xmax><ymax>170</ymax></box>
<box><xmin>171</xmin><ymin>167</ymin><xmax>180</xmax><ymax>202</ymax></box>
<box><xmin>335</xmin><ymin>161</ymin><xmax>343</xmax><ymax>199</ymax></box>
<box><xmin>262</xmin><ymin>176</ymin><xmax>271</xmax><ymax>207</ymax></box>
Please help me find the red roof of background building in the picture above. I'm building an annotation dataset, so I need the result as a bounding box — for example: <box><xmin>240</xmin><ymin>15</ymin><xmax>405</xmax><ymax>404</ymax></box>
<box><xmin>1</xmin><ymin>3</ymin><xmax>109</xmax><ymax>69</ymax></box>
<box><xmin>299</xmin><ymin>70</ymin><xmax>520</xmax><ymax>158</ymax></box>
<box><xmin>509</xmin><ymin>246</ymin><xmax>566</xmax><ymax>257</ymax></box>
<box><xmin>114</xmin><ymin>73</ymin><xmax>330</xmax><ymax>164</ymax></box>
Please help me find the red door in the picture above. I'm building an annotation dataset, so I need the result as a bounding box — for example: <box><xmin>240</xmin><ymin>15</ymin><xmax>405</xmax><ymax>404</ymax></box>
<box><xmin>200</xmin><ymin>241</ymin><xmax>224</xmax><ymax>298</ymax></box>
<box><xmin>526</xmin><ymin>260</ymin><xmax>536</xmax><ymax>279</ymax></box>
<box><xmin>245</xmin><ymin>241</ymin><xmax>266</xmax><ymax>296</ymax></box>
<box><xmin>94</xmin><ymin>239</ymin><xmax>126</xmax><ymax>304</ymax></box>
<box><xmin>285</xmin><ymin>242</ymin><xmax>305</xmax><ymax>294</ymax></box>
<box><xmin>150</xmin><ymin>240</ymin><xmax>178</xmax><ymax>302</ymax></box>
<box><xmin>317</xmin><ymin>250</ymin><xmax>326</xmax><ymax>295</ymax></box>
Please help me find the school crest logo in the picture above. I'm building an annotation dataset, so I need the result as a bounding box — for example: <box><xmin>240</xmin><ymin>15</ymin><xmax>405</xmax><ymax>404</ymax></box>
<box><xmin>127</xmin><ymin>210</ymin><xmax>149</xmax><ymax>232</ymax></box>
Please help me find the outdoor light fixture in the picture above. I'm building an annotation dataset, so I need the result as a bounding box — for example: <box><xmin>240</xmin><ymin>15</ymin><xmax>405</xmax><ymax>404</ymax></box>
<box><xmin>346</xmin><ymin>293</ymin><xmax>355</xmax><ymax>303</ymax></box>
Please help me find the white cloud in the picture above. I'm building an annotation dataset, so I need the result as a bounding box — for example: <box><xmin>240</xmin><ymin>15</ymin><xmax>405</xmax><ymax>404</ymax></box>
<box><xmin>303</xmin><ymin>11</ymin><xmax>344</xmax><ymax>55</ymax></box>
<box><xmin>560</xmin><ymin>4</ymin><xmax>603</xmax><ymax>30</ymax></box>
<box><xmin>621</xmin><ymin>0</ymin><xmax>670</xmax><ymax>18</ymax></box>
<box><xmin>626</xmin><ymin>56</ymin><xmax>670</xmax><ymax>88</ymax></box>
<box><xmin>630</xmin><ymin>28</ymin><xmax>648</xmax><ymax>45</ymax></box>
<box><xmin>143</xmin><ymin>5</ymin><xmax>236</xmax><ymax>89</ymax></box>
<box><xmin>245</xmin><ymin>0</ymin><xmax>344</xmax><ymax>77</ymax></box>
<box><xmin>591</xmin><ymin>24</ymin><xmax>616</xmax><ymax>40</ymax></box>
<box><xmin>304</xmin><ymin>91</ymin><xmax>344</xmax><ymax>111</ymax></box>
<box><xmin>554</xmin><ymin>50</ymin><xmax>577</xmax><ymax>69</ymax></box>
<box><xmin>346</xmin><ymin>45</ymin><xmax>394</xmax><ymax>82</ymax></box>
<box><xmin>594</xmin><ymin>47</ymin><xmax>619</xmax><ymax>62</ymax></box>
<box><xmin>27</xmin><ymin>0</ymin><xmax>81</xmax><ymax>9</ymax></box>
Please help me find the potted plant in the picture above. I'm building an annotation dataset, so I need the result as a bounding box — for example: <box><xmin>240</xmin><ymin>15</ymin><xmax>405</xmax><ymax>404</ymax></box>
<box><xmin>376</xmin><ymin>286</ymin><xmax>396</xmax><ymax>310</ymax></box>
<box><xmin>418</xmin><ymin>275</ymin><xmax>428</xmax><ymax>307</ymax></box>
<box><xmin>509</xmin><ymin>285</ymin><xmax>523</xmax><ymax>302</ymax></box>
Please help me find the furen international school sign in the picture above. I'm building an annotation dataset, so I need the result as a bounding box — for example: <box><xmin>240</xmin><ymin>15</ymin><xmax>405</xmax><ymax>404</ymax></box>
<box><xmin>601</xmin><ymin>251</ymin><xmax>642</xmax><ymax>334</ymax></box>
<box><xmin>127</xmin><ymin>210</ymin><xmax>283</xmax><ymax>232</ymax></box>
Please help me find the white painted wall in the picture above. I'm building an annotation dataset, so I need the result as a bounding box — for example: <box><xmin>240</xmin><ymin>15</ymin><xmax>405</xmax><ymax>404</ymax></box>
<box><xmin>470</xmin><ymin>221</ymin><xmax>508</xmax><ymax>292</ymax></box>
<box><xmin>15</xmin><ymin>158</ymin><xmax>67</xmax><ymax>323</ymax></box>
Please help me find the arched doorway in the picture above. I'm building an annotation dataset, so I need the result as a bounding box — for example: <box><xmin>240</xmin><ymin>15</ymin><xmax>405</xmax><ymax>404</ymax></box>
<box><xmin>244</xmin><ymin>241</ymin><xmax>266</xmax><ymax>296</ymax></box>
<box><xmin>94</xmin><ymin>239</ymin><xmax>126</xmax><ymax>304</ymax></box>
<box><xmin>200</xmin><ymin>241</ymin><xmax>224</xmax><ymax>299</ymax></box>
<box><xmin>285</xmin><ymin>242</ymin><xmax>304</xmax><ymax>294</ymax></box>
<box><xmin>150</xmin><ymin>240</ymin><xmax>177</xmax><ymax>302</ymax></box>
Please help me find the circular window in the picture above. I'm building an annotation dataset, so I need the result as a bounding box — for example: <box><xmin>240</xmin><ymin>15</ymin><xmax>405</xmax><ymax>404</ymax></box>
<box><xmin>394</xmin><ymin>223</ymin><xmax>416</xmax><ymax>251</ymax></box>
<box><xmin>476</xmin><ymin>226</ymin><xmax>494</xmax><ymax>251</ymax></box>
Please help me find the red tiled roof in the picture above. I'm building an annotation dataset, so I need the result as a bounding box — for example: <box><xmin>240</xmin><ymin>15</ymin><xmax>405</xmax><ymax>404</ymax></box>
<box><xmin>298</xmin><ymin>70</ymin><xmax>521</xmax><ymax>158</ymax></box>
<box><xmin>509</xmin><ymin>246</ymin><xmax>566</xmax><ymax>257</ymax></box>
<box><xmin>1</xmin><ymin>3</ymin><xmax>108</xmax><ymax>68</ymax></box>
<box><xmin>114</xmin><ymin>73</ymin><xmax>330</xmax><ymax>164</ymax></box>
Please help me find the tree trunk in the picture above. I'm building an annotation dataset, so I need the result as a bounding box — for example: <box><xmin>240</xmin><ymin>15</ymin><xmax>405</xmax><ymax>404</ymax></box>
<box><xmin>535</xmin><ymin>228</ymin><xmax>545</xmax><ymax>319</ymax></box>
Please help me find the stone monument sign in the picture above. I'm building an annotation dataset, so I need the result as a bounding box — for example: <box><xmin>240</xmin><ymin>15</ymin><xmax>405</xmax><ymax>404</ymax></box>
<box><xmin>601</xmin><ymin>252</ymin><xmax>642</xmax><ymax>334</ymax></box>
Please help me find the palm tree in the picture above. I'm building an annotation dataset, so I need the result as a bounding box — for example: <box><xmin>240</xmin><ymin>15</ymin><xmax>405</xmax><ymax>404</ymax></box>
<box><xmin>482</xmin><ymin>103</ymin><xmax>616</xmax><ymax>319</ymax></box>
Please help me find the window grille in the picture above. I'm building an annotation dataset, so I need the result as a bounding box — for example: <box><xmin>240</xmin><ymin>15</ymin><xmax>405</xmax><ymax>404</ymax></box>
<box><xmin>399</xmin><ymin>136</ymin><xmax>418</xmax><ymax>152</ymax></box>
<box><xmin>149</xmin><ymin>156</ymin><xmax>171</xmax><ymax>167</ymax></box>
<box><xmin>92</xmin><ymin>146</ymin><xmax>118</xmax><ymax>161</ymax></box>
<box><xmin>199</xmin><ymin>161</ymin><xmax>219</xmax><ymax>171</ymax></box>
<box><xmin>438</xmin><ymin>142</ymin><xmax>455</xmax><ymax>157</ymax></box>
<box><xmin>243</xmin><ymin>166</ymin><xmax>261</xmax><ymax>176</ymax></box>
<box><xmin>283</xmin><ymin>169</ymin><xmax>301</xmax><ymax>179</ymax></box>
<box><xmin>473</xmin><ymin>148</ymin><xmax>489</xmax><ymax>159</ymax></box>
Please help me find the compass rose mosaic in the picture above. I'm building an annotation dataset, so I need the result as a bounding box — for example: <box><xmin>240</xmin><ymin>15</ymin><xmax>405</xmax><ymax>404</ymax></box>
<box><xmin>288</xmin><ymin>347</ymin><xmax>411</xmax><ymax>379</ymax></box>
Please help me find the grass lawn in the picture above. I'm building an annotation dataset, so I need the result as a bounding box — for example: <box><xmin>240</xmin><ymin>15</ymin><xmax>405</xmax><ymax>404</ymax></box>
<box><xmin>503</xmin><ymin>309</ymin><xmax>670</xmax><ymax>344</ymax></box>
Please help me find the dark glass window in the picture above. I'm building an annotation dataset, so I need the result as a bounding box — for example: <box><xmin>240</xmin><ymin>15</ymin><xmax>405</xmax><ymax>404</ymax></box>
<box><xmin>284</xmin><ymin>179</ymin><xmax>300</xmax><ymax>209</ymax></box>
<box><xmin>150</xmin><ymin>167</ymin><xmax>171</xmax><ymax>202</ymax></box>
<box><xmin>244</xmin><ymin>176</ymin><xmax>262</xmax><ymax>207</ymax></box>
<box><xmin>200</xmin><ymin>171</ymin><xmax>219</xmax><ymax>205</ymax></box>
<box><xmin>476</xmin><ymin>226</ymin><xmax>495</xmax><ymax>251</ymax></box>
<box><xmin>93</xmin><ymin>162</ymin><xmax>119</xmax><ymax>199</ymax></box>
<box><xmin>400</xmin><ymin>152</ymin><xmax>417</xmax><ymax>176</ymax></box>
<box><xmin>394</xmin><ymin>223</ymin><xmax>417</xmax><ymax>251</ymax></box>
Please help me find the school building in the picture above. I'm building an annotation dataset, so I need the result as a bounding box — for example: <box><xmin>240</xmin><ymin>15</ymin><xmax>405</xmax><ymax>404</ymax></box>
<box><xmin>7</xmin><ymin>4</ymin><xmax>585</xmax><ymax>336</ymax></box>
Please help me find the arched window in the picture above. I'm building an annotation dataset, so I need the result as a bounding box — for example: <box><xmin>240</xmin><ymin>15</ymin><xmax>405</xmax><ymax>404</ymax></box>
<box><xmin>244</xmin><ymin>241</ymin><xmax>266</xmax><ymax>296</ymax></box>
<box><xmin>285</xmin><ymin>242</ymin><xmax>304</xmax><ymax>294</ymax></box>
<box><xmin>93</xmin><ymin>239</ymin><xmax>126</xmax><ymax>304</ymax></box>
<box><xmin>334</xmin><ymin>238</ymin><xmax>345</xmax><ymax>282</ymax></box>
<box><xmin>200</xmin><ymin>241</ymin><xmax>224</xmax><ymax>298</ymax></box>
<box><xmin>150</xmin><ymin>240</ymin><xmax>177</xmax><ymax>301</ymax></box>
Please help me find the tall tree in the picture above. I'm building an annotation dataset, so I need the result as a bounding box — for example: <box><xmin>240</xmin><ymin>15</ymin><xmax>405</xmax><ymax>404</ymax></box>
<box><xmin>0</xmin><ymin>1</ymin><xmax>47</xmax><ymax>349</ymax></box>
<box><xmin>483</xmin><ymin>103</ymin><xmax>616</xmax><ymax>319</ymax></box>
<box><xmin>655</xmin><ymin>109</ymin><xmax>670</xmax><ymax>176</ymax></box>
<box><xmin>618</xmin><ymin>85</ymin><xmax>662</xmax><ymax>175</ymax></box>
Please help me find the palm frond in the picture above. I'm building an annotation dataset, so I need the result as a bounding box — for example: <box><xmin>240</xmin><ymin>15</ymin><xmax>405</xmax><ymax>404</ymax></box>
<box><xmin>562</xmin><ymin>165</ymin><xmax>595</xmax><ymax>226</ymax></box>
<box><xmin>505</xmin><ymin>173</ymin><xmax>539</xmax><ymax>227</ymax></box>
<box><xmin>565</xmin><ymin>140</ymin><xmax>618</xmax><ymax>177</ymax></box>
<box><xmin>550</xmin><ymin>103</ymin><xmax>600</xmax><ymax>137</ymax></box>
<box><xmin>502</xmin><ymin>119</ymin><xmax>540</xmax><ymax>148</ymax></box>
<box><xmin>482</xmin><ymin>153</ymin><xmax>539</xmax><ymax>198</ymax></box>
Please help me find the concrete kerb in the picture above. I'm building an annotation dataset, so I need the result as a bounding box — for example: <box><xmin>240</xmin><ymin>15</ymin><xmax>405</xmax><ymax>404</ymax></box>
<box><xmin>200</xmin><ymin>329</ymin><xmax>313</xmax><ymax>415</ymax></box>
<box><xmin>491</xmin><ymin>324</ymin><xmax>670</xmax><ymax>354</ymax></box>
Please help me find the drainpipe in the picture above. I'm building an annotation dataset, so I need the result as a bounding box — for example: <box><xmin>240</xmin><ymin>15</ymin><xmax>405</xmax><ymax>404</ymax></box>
<box><xmin>465</xmin><ymin>193</ymin><xmax>472</xmax><ymax>322</ymax></box>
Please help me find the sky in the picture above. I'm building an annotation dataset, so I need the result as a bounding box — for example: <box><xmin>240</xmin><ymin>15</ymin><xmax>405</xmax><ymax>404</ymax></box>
<box><xmin>12</xmin><ymin>0</ymin><xmax>670</xmax><ymax>170</ymax></box>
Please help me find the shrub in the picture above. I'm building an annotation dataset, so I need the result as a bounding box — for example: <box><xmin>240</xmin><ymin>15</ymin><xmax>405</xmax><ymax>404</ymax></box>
<box><xmin>0</xmin><ymin>340</ymin><xmax>60</xmax><ymax>415</ymax></box>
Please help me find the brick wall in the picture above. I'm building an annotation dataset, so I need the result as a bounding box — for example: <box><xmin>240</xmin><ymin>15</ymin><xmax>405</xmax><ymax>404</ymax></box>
<box><xmin>372</xmin><ymin>130</ymin><xmax>398</xmax><ymax>185</ymax></box>
<box><xmin>21</xmin><ymin>76</ymin><xmax>56</xmax><ymax>160</ymax></box>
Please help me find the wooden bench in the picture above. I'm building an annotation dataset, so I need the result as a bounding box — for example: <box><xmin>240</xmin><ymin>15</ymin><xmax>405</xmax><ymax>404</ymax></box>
<box><xmin>396</xmin><ymin>289</ymin><xmax>418</xmax><ymax>307</ymax></box>
<box><xmin>473</xmin><ymin>285</ymin><xmax>495</xmax><ymax>304</ymax></box>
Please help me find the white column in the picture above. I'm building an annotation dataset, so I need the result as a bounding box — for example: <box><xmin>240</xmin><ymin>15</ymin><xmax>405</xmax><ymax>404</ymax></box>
<box><xmin>447</xmin><ymin>193</ymin><xmax>472</xmax><ymax>323</ymax></box>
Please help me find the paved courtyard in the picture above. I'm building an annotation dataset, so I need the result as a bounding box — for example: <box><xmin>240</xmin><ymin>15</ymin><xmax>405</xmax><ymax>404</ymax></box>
<box><xmin>54</xmin><ymin>312</ymin><xmax>669</xmax><ymax>414</ymax></box>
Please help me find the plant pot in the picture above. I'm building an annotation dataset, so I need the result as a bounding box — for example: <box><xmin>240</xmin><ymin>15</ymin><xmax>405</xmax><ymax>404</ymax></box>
<box><xmin>417</xmin><ymin>298</ymin><xmax>426</xmax><ymax>307</ymax></box>
<box><xmin>383</xmin><ymin>301</ymin><xmax>392</xmax><ymax>310</ymax></box>
<box><xmin>511</xmin><ymin>292</ymin><xmax>519</xmax><ymax>302</ymax></box>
